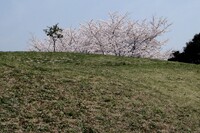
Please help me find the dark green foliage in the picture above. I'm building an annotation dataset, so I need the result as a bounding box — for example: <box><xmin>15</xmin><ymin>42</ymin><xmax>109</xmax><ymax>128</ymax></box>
<box><xmin>169</xmin><ymin>33</ymin><xmax>200</xmax><ymax>64</ymax></box>
<box><xmin>44</xmin><ymin>23</ymin><xmax>63</xmax><ymax>52</ymax></box>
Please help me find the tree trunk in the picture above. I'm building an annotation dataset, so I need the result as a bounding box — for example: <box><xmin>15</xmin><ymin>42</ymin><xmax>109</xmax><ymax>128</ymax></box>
<box><xmin>53</xmin><ymin>40</ymin><xmax>56</xmax><ymax>52</ymax></box>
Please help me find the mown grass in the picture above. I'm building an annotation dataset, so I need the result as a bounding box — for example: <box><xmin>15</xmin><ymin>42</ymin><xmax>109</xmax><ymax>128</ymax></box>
<box><xmin>0</xmin><ymin>52</ymin><xmax>200</xmax><ymax>133</ymax></box>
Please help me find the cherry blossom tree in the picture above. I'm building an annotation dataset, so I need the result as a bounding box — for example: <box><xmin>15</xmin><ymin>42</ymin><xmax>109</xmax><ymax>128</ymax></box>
<box><xmin>29</xmin><ymin>35</ymin><xmax>52</xmax><ymax>52</ymax></box>
<box><xmin>29</xmin><ymin>12</ymin><xmax>171</xmax><ymax>59</ymax></box>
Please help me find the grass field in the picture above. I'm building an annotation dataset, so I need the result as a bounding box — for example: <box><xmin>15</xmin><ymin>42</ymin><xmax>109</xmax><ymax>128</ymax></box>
<box><xmin>0</xmin><ymin>52</ymin><xmax>200</xmax><ymax>132</ymax></box>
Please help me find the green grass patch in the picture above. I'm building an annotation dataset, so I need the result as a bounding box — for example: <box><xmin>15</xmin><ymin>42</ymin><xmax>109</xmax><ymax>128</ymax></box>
<box><xmin>0</xmin><ymin>52</ymin><xmax>200</xmax><ymax>132</ymax></box>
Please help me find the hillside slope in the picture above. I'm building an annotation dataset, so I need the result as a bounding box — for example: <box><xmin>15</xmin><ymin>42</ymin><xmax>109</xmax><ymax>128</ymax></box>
<box><xmin>0</xmin><ymin>52</ymin><xmax>200</xmax><ymax>132</ymax></box>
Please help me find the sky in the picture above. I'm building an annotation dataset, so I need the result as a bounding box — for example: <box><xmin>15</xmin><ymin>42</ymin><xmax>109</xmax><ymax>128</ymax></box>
<box><xmin>0</xmin><ymin>0</ymin><xmax>200</xmax><ymax>51</ymax></box>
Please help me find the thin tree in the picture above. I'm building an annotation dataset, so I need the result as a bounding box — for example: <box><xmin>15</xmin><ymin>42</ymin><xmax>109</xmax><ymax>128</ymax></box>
<box><xmin>44</xmin><ymin>23</ymin><xmax>63</xmax><ymax>52</ymax></box>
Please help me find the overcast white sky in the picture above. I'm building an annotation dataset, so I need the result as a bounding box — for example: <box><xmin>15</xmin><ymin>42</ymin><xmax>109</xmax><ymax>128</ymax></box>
<box><xmin>0</xmin><ymin>0</ymin><xmax>200</xmax><ymax>51</ymax></box>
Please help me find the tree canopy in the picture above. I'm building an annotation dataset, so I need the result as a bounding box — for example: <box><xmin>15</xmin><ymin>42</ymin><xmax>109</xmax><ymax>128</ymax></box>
<box><xmin>169</xmin><ymin>33</ymin><xmax>200</xmax><ymax>64</ymax></box>
<box><xmin>43</xmin><ymin>23</ymin><xmax>63</xmax><ymax>52</ymax></box>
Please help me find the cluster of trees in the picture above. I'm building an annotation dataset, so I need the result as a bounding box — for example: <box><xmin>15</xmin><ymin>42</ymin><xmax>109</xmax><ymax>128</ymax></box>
<box><xmin>29</xmin><ymin>13</ymin><xmax>200</xmax><ymax>64</ymax></box>
<box><xmin>29</xmin><ymin>13</ymin><xmax>171</xmax><ymax>60</ymax></box>
<box><xmin>169</xmin><ymin>33</ymin><xmax>200</xmax><ymax>64</ymax></box>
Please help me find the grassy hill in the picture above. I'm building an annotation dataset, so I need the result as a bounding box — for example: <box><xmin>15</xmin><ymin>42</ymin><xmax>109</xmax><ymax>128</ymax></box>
<box><xmin>0</xmin><ymin>52</ymin><xmax>200</xmax><ymax>132</ymax></box>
